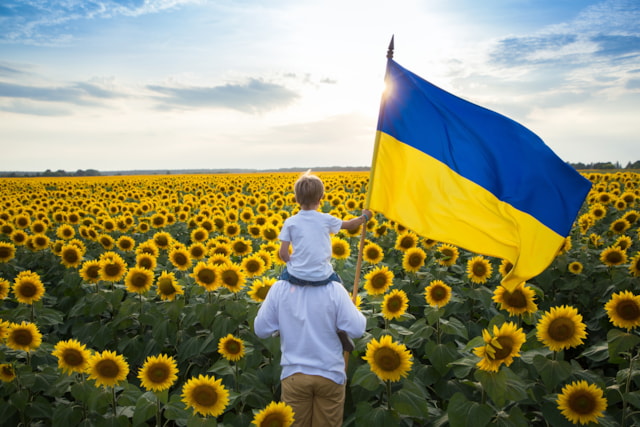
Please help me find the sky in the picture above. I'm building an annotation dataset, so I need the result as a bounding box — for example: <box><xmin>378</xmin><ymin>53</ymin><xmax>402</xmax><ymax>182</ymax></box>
<box><xmin>0</xmin><ymin>0</ymin><xmax>639</xmax><ymax>172</ymax></box>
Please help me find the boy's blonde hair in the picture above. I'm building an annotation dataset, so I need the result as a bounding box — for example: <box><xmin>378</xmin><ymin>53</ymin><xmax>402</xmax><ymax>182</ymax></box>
<box><xmin>294</xmin><ymin>170</ymin><xmax>324</xmax><ymax>206</ymax></box>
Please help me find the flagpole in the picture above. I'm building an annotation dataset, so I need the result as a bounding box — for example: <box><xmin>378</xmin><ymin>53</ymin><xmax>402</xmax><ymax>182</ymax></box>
<box><xmin>351</xmin><ymin>35</ymin><xmax>393</xmax><ymax>304</ymax></box>
<box><xmin>344</xmin><ymin>36</ymin><xmax>394</xmax><ymax>371</ymax></box>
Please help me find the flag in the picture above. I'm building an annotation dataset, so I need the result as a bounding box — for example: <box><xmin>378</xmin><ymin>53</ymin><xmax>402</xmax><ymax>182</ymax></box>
<box><xmin>366</xmin><ymin>59</ymin><xmax>592</xmax><ymax>291</ymax></box>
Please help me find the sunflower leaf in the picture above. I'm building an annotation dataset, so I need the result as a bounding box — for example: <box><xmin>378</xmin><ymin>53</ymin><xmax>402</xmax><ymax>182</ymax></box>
<box><xmin>447</xmin><ymin>392</ymin><xmax>493</xmax><ymax>427</ymax></box>
<box><xmin>607</xmin><ymin>329</ymin><xmax>640</xmax><ymax>363</ymax></box>
<box><xmin>532</xmin><ymin>355</ymin><xmax>573</xmax><ymax>392</ymax></box>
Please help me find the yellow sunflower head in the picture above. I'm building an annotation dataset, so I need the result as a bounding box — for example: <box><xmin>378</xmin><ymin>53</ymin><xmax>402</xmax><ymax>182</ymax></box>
<box><xmin>12</xmin><ymin>271</ymin><xmax>45</xmax><ymax>304</ymax></box>
<box><xmin>192</xmin><ymin>262</ymin><xmax>221</xmax><ymax>291</ymax></box>
<box><xmin>52</xmin><ymin>338</ymin><xmax>92</xmax><ymax>374</ymax></box>
<box><xmin>363</xmin><ymin>266</ymin><xmax>394</xmax><ymax>296</ymax></box>
<box><xmin>436</xmin><ymin>243</ymin><xmax>459</xmax><ymax>267</ymax></box>
<box><xmin>424</xmin><ymin>280</ymin><xmax>452</xmax><ymax>308</ymax></box>
<box><xmin>0</xmin><ymin>241</ymin><xmax>16</xmax><ymax>263</ymax></box>
<box><xmin>472</xmin><ymin>321</ymin><xmax>526</xmax><ymax>372</ymax></box>
<box><xmin>248</xmin><ymin>277</ymin><xmax>276</xmax><ymax>302</ymax></box>
<box><xmin>394</xmin><ymin>231</ymin><xmax>418</xmax><ymax>252</ymax></box>
<box><xmin>466</xmin><ymin>256</ymin><xmax>493</xmax><ymax>284</ymax></box>
<box><xmin>381</xmin><ymin>289</ymin><xmax>409</xmax><ymax>320</ymax></box>
<box><xmin>251</xmin><ymin>401</ymin><xmax>295</xmax><ymax>427</ymax></box>
<box><xmin>498</xmin><ymin>259</ymin><xmax>513</xmax><ymax>277</ymax></box>
<box><xmin>599</xmin><ymin>246</ymin><xmax>628</xmax><ymax>266</ymax></box>
<box><xmin>155</xmin><ymin>271</ymin><xmax>183</xmax><ymax>300</ymax></box>
<box><xmin>99</xmin><ymin>252</ymin><xmax>128</xmax><ymax>282</ymax></box>
<box><xmin>60</xmin><ymin>244</ymin><xmax>84</xmax><ymax>268</ymax></box>
<box><xmin>241</xmin><ymin>255</ymin><xmax>267</xmax><ymax>278</ymax></box>
<box><xmin>218</xmin><ymin>334</ymin><xmax>246</xmax><ymax>362</ymax></box>
<box><xmin>116</xmin><ymin>235</ymin><xmax>136</xmax><ymax>252</ymax></box>
<box><xmin>0</xmin><ymin>363</ymin><xmax>16</xmax><ymax>382</ymax></box>
<box><xmin>331</xmin><ymin>236</ymin><xmax>351</xmax><ymax>260</ymax></box>
<box><xmin>231</xmin><ymin>237</ymin><xmax>253</xmax><ymax>256</ymax></box>
<box><xmin>181</xmin><ymin>374</ymin><xmax>230</xmax><ymax>417</ymax></box>
<box><xmin>188</xmin><ymin>243</ymin><xmax>207</xmax><ymax>260</ymax></box>
<box><xmin>614</xmin><ymin>235</ymin><xmax>633</xmax><ymax>251</ymax></box>
<box><xmin>0</xmin><ymin>278</ymin><xmax>10</xmax><ymax>300</ymax></box>
<box><xmin>138</xmin><ymin>353</ymin><xmax>179</xmax><ymax>392</ymax></box>
<box><xmin>362</xmin><ymin>242</ymin><xmax>384</xmax><ymax>264</ymax></box>
<box><xmin>153</xmin><ymin>231</ymin><xmax>173</xmax><ymax>249</ymax></box>
<box><xmin>168</xmin><ymin>247</ymin><xmax>192</xmax><ymax>271</ymax></box>
<box><xmin>536</xmin><ymin>305</ymin><xmax>587</xmax><ymax>352</ymax></box>
<box><xmin>605</xmin><ymin>290</ymin><xmax>640</xmax><ymax>330</ymax></box>
<box><xmin>219</xmin><ymin>263</ymin><xmax>246</xmax><ymax>293</ymax></box>
<box><xmin>124</xmin><ymin>267</ymin><xmax>154</xmax><ymax>294</ymax></box>
<box><xmin>568</xmin><ymin>261</ymin><xmax>583</xmax><ymax>275</ymax></box>
<box><xmin>556</xmin><ymin>380</ymin><xmax>607</xmax><ymax>425</ymax></box>
<box><xmin>6</xmin><ymin>321</ymin><xmax>42</xmax><ymax>352</ymax></box>
<box><xmin>362</xmin><ymin>334</ymin><xmax>413</xmax><ymax>382</ymax></box>
<box><xmin>87</xmin><ymin>349</ymin><xmax>130</xmax><ymax>388</ymax></box>
<box><xmin>610</xmin><ymin>218</ymin><xmax>631</xmax><ymax>234</ymax></box>
<box><xmin>402</xmin><ymin>247</ymin><xmax>427</xmax><ymax>273</ymax></box>
<box><xmin>492</xmin><ymin>282</ymin><xmax>538</xmax><ymax>316</ymax></box>
<box><xmin>630</xmin><ymin>252</ymin><xmax>640</xmax><ymax>277</ymax></box>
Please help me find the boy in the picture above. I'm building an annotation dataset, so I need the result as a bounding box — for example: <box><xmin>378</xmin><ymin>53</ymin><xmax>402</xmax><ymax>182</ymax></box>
<box><xmin>254</xmin><ymin>171</ymin><xmax>369</xmax><ymax>426</ymax></box>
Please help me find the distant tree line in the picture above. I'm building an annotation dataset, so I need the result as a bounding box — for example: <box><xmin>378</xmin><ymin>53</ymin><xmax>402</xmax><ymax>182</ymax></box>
<box><xmin>0</xmin><ymin>169</ymin><xmax>101</xmax><ymax>178</ymax></box>
<box><xmin>569</xmin><ymin>160</ymin><xmax>640</xmax><ymax>170</ymax></box>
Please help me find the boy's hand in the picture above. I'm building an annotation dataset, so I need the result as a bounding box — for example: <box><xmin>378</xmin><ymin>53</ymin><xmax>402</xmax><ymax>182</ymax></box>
<box><xmin>362</xmin><ymin>209</ymin><xmax>372</xmax><ymax>221</ymax></box>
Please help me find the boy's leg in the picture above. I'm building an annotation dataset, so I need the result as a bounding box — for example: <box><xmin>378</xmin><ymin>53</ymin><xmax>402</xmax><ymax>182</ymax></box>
<box><xmin>311</xmin><ymin>376</ymin><xmax>345</xmax><ymax>427</ymax></box>
<box><xmin>281</xmin><ymin>373</ymin><xmax>313</xmax><ymax>426</ymax></box>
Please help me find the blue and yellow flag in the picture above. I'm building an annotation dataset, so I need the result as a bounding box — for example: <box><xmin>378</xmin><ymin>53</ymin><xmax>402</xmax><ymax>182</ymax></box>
<box><xmin>367</xmin><ymin>59</ymin><xmax>592</xmax><ymax>291</ymax></box>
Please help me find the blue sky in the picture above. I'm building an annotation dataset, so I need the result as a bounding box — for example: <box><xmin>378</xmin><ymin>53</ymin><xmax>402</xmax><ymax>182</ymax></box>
<box><xmin>0</xmin><ymin>0</ymin><xmax>638</xmax><ymax>172</ymax></box>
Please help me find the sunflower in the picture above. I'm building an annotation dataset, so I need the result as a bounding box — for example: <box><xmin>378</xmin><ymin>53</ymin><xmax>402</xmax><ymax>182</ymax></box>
<box><xmin>0</xmin><ymin>364</ymin><xmax>15</xmax><ymax>382</ymax></box>
<box><xmin>116</xmin><ymin>235</ymin><xmax>136</xmax><ymax>252</ymax></box>
<box><xmin>260</xmin><ymin>225</ymin><xmax>279</xmax><ymax>242</ymax></box>
<box><xmin>472</xmin><ymin>322</ymin><xmax>526</xmax><ymax>372</ymax></box>
<box><xmin>99</xmin><ymin>252</ymin><xmax>128</xmax><ymax>282</ymax></box>
<box><xmin>252</xmin><ymin>401</ymin><xmax>295</xmax><ymax>427</ymax></box>
<box><xmin>536</xmin><ymin>305</ymin><xmax>587</xmax><ymax>352</ymax></box>
<box><xmin>498</xmin><ymin>259</ymin><xmax>514</xmax><ymax>277</ymax></box>
<box><xmin>466</xmin><ymin>256</ymin><xmax>493</xmax><ymax>284</ymax></box>
<box><xmin>87</xmin><ymin>350</ymin><xmax>130</xmax><ymax>388</ymax></box>
<box><xmin>381</xmin><ymin>289</ymin><xmax>409</xmax><ymax>320</ymax></box>
<box><xmin>363</xmin><ymin>266</ymin><xmax>394</xmax><ymax>296</ymax></box>
<box><xmin>230</xmin><ymin>237</ymin><xmax>253</xmax><ymax>257</ymax></box>
<box><xmin>0</xmin><ymin>241</ymin><xmax>16</xmax><ymax>263</ymax></box>
<box><xmin>224</xmin><ymin>223</ymin><xmax>241</xmax><ymax>238</ymax></box>
<box><xmin>52</xmin><ymin>339</ymin><xmax>92</xmax><ymax>374</ymax></box>
<box><xmin>0</xmin><ymin>278</ymin><xmax>9</xmax><ymax>300</ymax></box>
<box><xmin>623</xmin><ymin>209</ymin><xmax>639</xmax><ymax>225</ymax></box>
<box><xmin>589</xmin><ymin>233</ymin><xmax>604</xmax><ymax>247</ymax></box>
<box><xmin>362</xmin><ymin>242</ymin><xmax>384</xmax><ymax>264</ymax></box>
<box><xmin>610</xmin><ymin>218</ymin><xmax>631</xmax><ymax>234</ymax></box>
<box><xmin>402</xmin><ymin>247</ymin><xmax>427</xmax><ymax>273</ymax></box>
<box><xmin>12</xmin><ymin>271</ymin><xmax>45</xmax><ymax>304</ymax></box>
<box><xmin>150</xmin><ymin>213</ymin><xmax>167</xmax><ymax>228</ymax></box>
<box><xmin>557</xmin><ymin>380</ymin><xmax>607</xmax><ymax>425</ymax></box>
<box><xmin>219</xmin><ymin>263</ymin><xmax>246</xmax><ymax>293</ymax></box>
<box><xmin>218</xmin><ymin>334</ymin><xmax>246</xmax><ymax>362</ymax></box>
<box><xmin>124</xmin><ymin>267</ymin><xmax>154</xmax><ymax>294</ymax></box>
<box><xmin>6</xmin><ymin>321</ymin><xmax>42</xmax><ymax>352</ymax></box>
<box><xmin>568</xmin><ymin>261</ymin><xmax>583</xmax><ymax>275</ymax></box>
<box><xmin>577</xmin><ymin>213</ymin><xmax>595</xmax><ymax>234</ymax></box>
<box><xmin>331</xmin><ymin>236</ymin><xmax>351</xmax><ymax>260</ymax></box>
<box><xmin>0</xmin><ymin>319</ymin><xmax>10</xmax><ymax>339</ymax></box>
<box><xmin>424</xmin><ymin>280</ymin><xmax>452</xmax><ymax>308</ymax></box>
<box><xmin>155</xmin><ymin>271</ymin><xmax>184</xmax><ymax>301</ymax></box>
<box><xmin>557</xmin><ymin>237</ymin><xmax>572</xmax><ymax>255</ymax></box>
<box><xmin>599</xmin><ymin>246</ymin><xmax>627</xmax><ymax>266</ymax></box>
<box><xmin>136</xmin><ymin>253</ymin><xmax>158</xmax><ymax>271</ymax></box>
<box><xmin>613</xmin><ymin>235</ymin><xmax>633</xmax><ymax>251</ymax></box>
<box><xmin>605</xmin><ymin>290</ymin><xmax>640</xmax><ymax>330</ymax></box>
<box><xmin>436</xmin><ymin>243</ymin><xmax>459</xmax><ymax>266</ymax></box>
<box><xmin>31</xmin><ymin>233</ymin><xmax>50</xmax><ymax>251</ymax></box>
<box><xmin>254</xmin><ymin>249</ymin><xmax>274</xmax><ymax>270</ymax></box>
<box><xmin>136</xmin><ymin>241</ymin><xmax>160</xmax><ymax>258</ymax></box>
<box><xmin>241</xmin><ymin>255</ymin><xmax>267</xmax><ymax>277</ymax></box>
<box><xmin>589</xmin><ymin>203</ymin><xmax>607</xmax><ymax>220</ymax></box>
<box><xmin>138</xmin><ymin>353</ymin><xmax>179</xmax><ymax>392</ymax></box>
<box><xmin>181</xmin><ymin>374</ymin><xmax>230</xmax><ymax>417</ymax></box>
<box><xmin>56</xmin><ymin>224</ymin><xmax>75</xmax><ymax>240</ymax></box>
<box><xmin>362</xmin><ymin>334</ymin><xmax>413</xmax><ymax>382</ymax></box>
<box><xmin>630</xmin><ymin>252</ymin><xmax>640</xmax><ymax>277</ymax></box>
<box><xmin>209</xmin><ymin>242</ymin><xmax>232</xmax><ymax>257</ymax></box>
<box><xmin>492</xmin><ymin>282</ymin><xmax>538</xmax><ymax>316</ymax></box>
<box><xmin>248</xmin><ymin>277</ymin><xmax>276</xmax><ymax>302</ymax></box>
<box><xmin>192</xmin><ymin>262</ymin><xmax>221</xmax><ymax>291</ymax></box>
<box><xmin>97</xmin><ymin>234</ymin><xmax>115</xmax><ymax>250</ymax></box>
<box><xmin>60</xmin><ymin>244</ymin><xmax>83</xmax><ymax>268</ymax></box>
<box><xmin>394</xmin><ymin>232</ymin><xmax>419</xmax><ymax>252</ymax></box>
<box><xmin>169</xmin><ymin>247</ymin><xmax>192</xmax><ymax>271</ymax></box>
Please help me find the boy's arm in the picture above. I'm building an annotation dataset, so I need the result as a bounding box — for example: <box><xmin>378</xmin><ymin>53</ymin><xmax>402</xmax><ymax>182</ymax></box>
<box><xmin>278</xmin><ymin>240</ymin><xmax>291</xmax><ymax>263</ymax></box>
<box><xmin>340</xmin><ymin>209</ymin><xmax>372</xmax><ymax>230</ymax></box>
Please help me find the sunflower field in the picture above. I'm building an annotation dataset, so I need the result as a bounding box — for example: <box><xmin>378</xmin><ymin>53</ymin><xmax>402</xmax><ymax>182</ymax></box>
<box><xmin>0</xmin><ymin>170</ymin><xmax>639</xmax><ymax>426</ymax></box>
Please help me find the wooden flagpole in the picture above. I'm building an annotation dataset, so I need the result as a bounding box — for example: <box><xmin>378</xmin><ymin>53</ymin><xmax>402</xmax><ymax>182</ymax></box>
<box><xmin>344</xmin><ymin>35</ymin><xmax>394</xmax><ymax>369</ymax></box>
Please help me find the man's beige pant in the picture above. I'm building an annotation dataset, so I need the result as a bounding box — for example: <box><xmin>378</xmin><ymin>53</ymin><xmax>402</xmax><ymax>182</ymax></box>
<box><xmin>281</xmin><ymin>373</ymin><xmax>346</xmax><ymax>427</ymax></box>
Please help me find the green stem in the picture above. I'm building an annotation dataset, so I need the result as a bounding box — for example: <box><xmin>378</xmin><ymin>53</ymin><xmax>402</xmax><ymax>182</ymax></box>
<box><xmin>30</xmin><ymin>303</ymin><xmax>35</xmax><ymax>323</ymax></box>
<box><xmin>386</xmin><ymin>380</ymin><xmax>392</xmax><ymax>412</ymax></box>
<box><xmin>436</xmin><ymin>317</ymin><xmax>441</xmax><ymax>345</ymax></box>
<box><xmin>156</xmin><ymin>394</ymin><xmax>161</xmax><ymax>427</ymax></box>
<box><xmin>622</xmin><ymin>353</ymin><xmax>635</xmax><ymax>427</ymax></box>
<box><xmin>112</xmin><ymin>386</ymin><xmax>117</xmax><ymax>416</ymax></box>
<box><xmin>235</xmin><ymin>362</ymin><xmax>240</xmax><ymax>393</ymax></box>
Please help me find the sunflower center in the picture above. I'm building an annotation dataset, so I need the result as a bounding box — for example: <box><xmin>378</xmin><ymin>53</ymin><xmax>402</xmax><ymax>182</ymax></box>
<box><xmin>431</xmin><ymin>286</ymin><xmax>447</xmax><ymax>302</ymax></box>
<box><xmin>616</xmin><ymin>300</ymin><xmax>640</xmax><ymax>321</ymax></box>
<box><xmin>131</xmin><ymin>272</ymin><xmax>149</xmax><ymax>289</ymax></box>
<box><xmin>261</xmin><ymin>413</ymin><xmax>284</xmax><ymax>427</ymax></box>
<box><xmin>371</xmin><ymin>274</ymin><xmax>388</xmax><ymax>290</ymax></box>
<box><xmin>569</xmin><ymin>391</ymin><xmax>596</xmax><ymax>415</ymax></box>
<box><xmin>149</xmin><ymin>364</ymin><xmax>169</xmax><ymax>383</ymax></box>
<box><xmin>333</xmin><ymin>245</ymin><xmax>346</xmax><ymax>256</ymax></box>
<box><xmin>548</xmin><ymin>317</ymin><xmax>575</xmax><ymax>342</ymax></box>
<box><xmin>63</xmin><ymin>349</ymin><xmax>85</xmax><ymax>367</ymax></box>
<box><xmin>0</xmin><ymin>247</ymin><xmax>12</xmax><ymax>258</ymax></box>
<box><xmin>246</xmin><ymin>260</ymin><xmax>262</xmax><ymax>273</ymax></box>
<box><xmin>63</xmin><ymin>249</ymin><xmax>80</xmax><ymax>263</ymax></box>
<box><xmin>386</xmin><ymin>297</ymin><xmax>403</xmax><ymax>313</ymax></box>
<box><xmin>365</xmin><ymin>248</ymin><xmax>380</xmax><ymax>260</ymax></box>
<box><xmin>374</xmin><ymin>347</ymin><xmax>401</xmax><ymax>372</ymax></box>
<box><xmin>104</xmin><ymin>263</ymin><xmax>123</xmax><ymax>277</ymax></box>
<box><xmin>225</xmin><ymin>341</ymin><xmax>241</xmax><ymax>355</ymax></box>
<box><xmin>492</xmin><ymin>336</ymin><xmax>514</xmax><ymax>361</ymax></box>
<box><xmin>13</xmin><ymin>329</ymin><xmax>34</xmax><ymax>346</ymax></box>
<box><xmin>606</xmin><ymin>251</ymin><xmax>624</xmax><ymax>264</ymax></box>
<box><xmin>234</xmin><ymin>242</ymin><xmax>248</xmax><ymax>253</ymax></box>
<box><xmin>504</xmin><ymin>290</ymin><xmax>527</xmax><ymax>309</ymax></box>
<box><xmin>400</xmin><ymin>237</ymin><xmax>414</xmax><ymax>249</ymax></box>
<box><xmin>222</xmin><ymin>270</ymin><xmax>239</xmax><ymax>287</ymax></box>
<box><xmin>193</xmin><ymin>385</ymin><xmax>218</xmax><ymax>407</ymax></box>
<box><xmin>408</xmin><ymin>254</ymin><xmax>423</xmax><ymax>267</ymax></box>
<box><xmin>158</xmin><ymin>278</ymin><xmax>176</xmax><ymax>295</ymax></box>
<box><xmin>173</xmin><ymin>252</ymin><xmax>189</xmax><ymax>266</ymax></box>
<box><xmin>96</xmin><ymin>359</ymin><xmax>120</xmax><ymax>379</ymax></box>
<box><xmin>472</xmin><ymin>262</ymin><xmax>487</xmax><ymax>276</ymax></box>
<box><xmin>256</xmin><ymin>286</ymin><xmax>269</xmax><ymax>300</ymax></box>
<box><xmin>197</xmin><ymin>268</ymin><xmax>216</xmax><ymax>285</ymax></box>
<box><xmin>18</xmin><ymin>281</ymin><xmax>37</xmax><ymax>297</ymax></box>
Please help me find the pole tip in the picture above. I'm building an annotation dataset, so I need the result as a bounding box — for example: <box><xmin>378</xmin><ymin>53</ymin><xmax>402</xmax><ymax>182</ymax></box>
<box><xmin>387</xmin><ymin>35</ymin><xmax>394</xmax><ymax>59</ymax></box>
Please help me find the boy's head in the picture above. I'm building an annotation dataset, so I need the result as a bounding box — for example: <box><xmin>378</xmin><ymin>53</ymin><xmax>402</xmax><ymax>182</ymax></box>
<box><xmin>294</xmin><ymin>170</ymin><xmax>324</xmax><ymax>206</ymax></box>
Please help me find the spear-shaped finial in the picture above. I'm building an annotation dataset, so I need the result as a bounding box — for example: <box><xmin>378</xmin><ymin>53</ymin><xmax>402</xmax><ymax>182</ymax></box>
<box><xmin>387</xmin><ymin>35</ymin><xmax>395</xmax><ymax>59</ymax></box>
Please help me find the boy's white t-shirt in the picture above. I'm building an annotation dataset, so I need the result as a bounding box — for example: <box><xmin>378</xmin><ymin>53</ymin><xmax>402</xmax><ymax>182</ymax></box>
<box><xmin>278</xmin><ymin>209</ymin><xmax>342</xmax><ymax>281</ymax></box>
